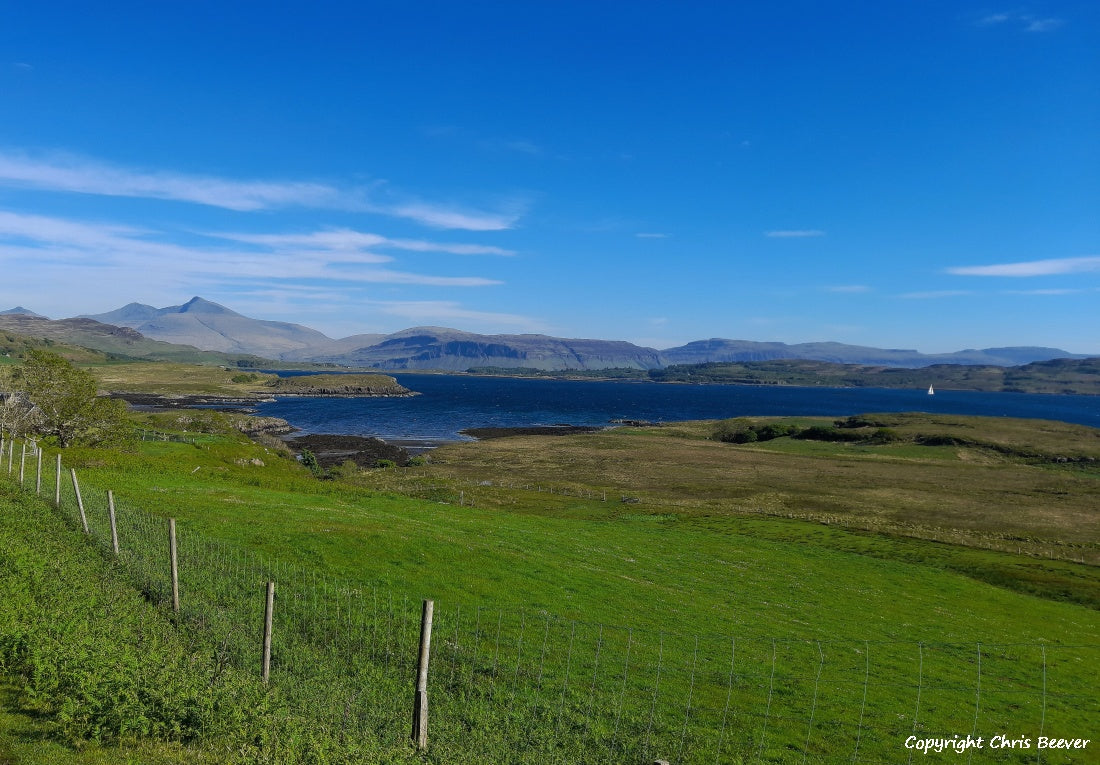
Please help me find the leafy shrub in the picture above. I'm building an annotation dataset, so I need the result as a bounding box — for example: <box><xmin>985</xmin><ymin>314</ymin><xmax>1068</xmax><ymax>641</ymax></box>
<box><xmin>870</xmin><ymin>427</ymin><xmax>902</xmax><ymax>443</ymax></box>
<box><xmin>713</xmin><ymin>418</ymin><xmax>752</xmax><ymax>443</ymax></box>
<box><xmin>916</xmin><ymin>433</ymin><xmax>967</xmax><ymax>446</ymax></box>
<box><xmin>731</xmin><ymin>428</ymin><xmax>758</xmax><ymax>443</ymax></box>
<box><xmin>299</xmin><ymin>449</ymin><xmax>323</xmax><ymax>476</ymax></box>
<box><xmin>714</xmin><ymin>418</ymin><xmax>800</xmax><ymax>443</ymax></box>
<box><xmin>374</xmin><ymin>458</ymin><xmax>397</xmax><ymax>469</ymax></box>
<box><xmin>793</xmin><ymin>425</ymin><xmax>865</xmax><ymax>442</ymax></box>
<box><xmin>0</xmin><ymin>485</ymin><xmax>268</xmax><ymax>750</ymax></box>
<box><xmin>837</xmin><ymin>415</ymin><xmax>894</xmax><ymax>429</ymax></box>
<box><xmin>328</xmin><ymin>459</ymin><xmax>360</xmax><ymax>479</ymax></box>
<box><xmin>756</xmin><ymin>423</ymin><xmax>800</xmax><ymax>440</ymax></box>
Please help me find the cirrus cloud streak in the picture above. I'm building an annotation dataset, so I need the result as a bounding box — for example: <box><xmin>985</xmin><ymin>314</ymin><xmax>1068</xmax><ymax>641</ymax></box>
<box><xmin>0</xmin><ymin>149</ymin><xmax>522</xmax><ymax>231</ymax></box>
<box><xmin>947</xmin><ymin>256</ymin><xmax>1100</xmax><ymax>277</ymax></box>
<box><xmin>0</xmin><ymin>211</ymin><xmax>503</xmax><ymax>293</ymax></box>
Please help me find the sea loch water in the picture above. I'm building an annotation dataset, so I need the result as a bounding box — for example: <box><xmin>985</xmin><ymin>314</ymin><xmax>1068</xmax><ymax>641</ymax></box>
<box><xmin>255</xmin><ymin>374</ymin><xmax>1100</xmax><ymax>443</ymax></box>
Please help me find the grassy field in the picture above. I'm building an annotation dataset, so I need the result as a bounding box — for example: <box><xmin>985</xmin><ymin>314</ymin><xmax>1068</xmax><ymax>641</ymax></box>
<box><xmin>2</xmin><ymin>410</ymin><xmax>1098</xmax><ymax>762</ymax></box>
<box><xmin>85</xmin><ymin>363</ymin><xmax>409</xmax><ymax>400</ymax></box>
<box><xmin>405</xmin><ymin>414</ymin><xmax>1100</xmax><ymax>566</ymax></box>
<box><xmin>87</xmin><ymin>362</ymin><xmax>279</xmax><ymax>396</ymax></box>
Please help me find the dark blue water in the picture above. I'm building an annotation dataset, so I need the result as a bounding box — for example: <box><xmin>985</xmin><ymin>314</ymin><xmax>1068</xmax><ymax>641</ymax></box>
<box><xmin>254</xmin><ymin>374</ymin><xmax>1100</xmax><ymax>443</ymax></box>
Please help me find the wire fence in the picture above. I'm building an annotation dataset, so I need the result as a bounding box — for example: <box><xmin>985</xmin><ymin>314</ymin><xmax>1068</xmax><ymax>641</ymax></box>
<box><xmin>2</xmin><ymin>435</ymin><xmax>1098</xmax><ymax>764</ymax></box>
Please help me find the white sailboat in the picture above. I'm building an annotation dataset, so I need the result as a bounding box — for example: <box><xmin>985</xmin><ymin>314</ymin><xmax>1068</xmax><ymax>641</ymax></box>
<box><xmin>927</xmin><ymin>384</ymin><xmax>935</xmax><ymax>395</ymax></box>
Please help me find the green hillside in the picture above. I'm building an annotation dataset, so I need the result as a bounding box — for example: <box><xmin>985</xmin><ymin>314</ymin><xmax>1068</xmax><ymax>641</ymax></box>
<box><xmin>1</xmin><ymin>409</ymin><xmax>1098</xmax><ymax>762</ymax></box>
<box><xmin>1</xmin><ymin>330</ymin><xmax>118</xmax><ymax>365</ymax></box>
<box><xmin>0</xmin><ymin>316</ymin><xmax>275</xmax><ymax>367</ymax></box>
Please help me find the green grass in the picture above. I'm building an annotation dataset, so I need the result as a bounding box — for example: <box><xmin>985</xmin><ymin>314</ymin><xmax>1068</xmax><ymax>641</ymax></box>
<box><xmin>0</xmin><ymin>482</ymin><xmax>261</xmax><ymax>764</ymax></box>
<box><xmin>0</xmin><ymin>679</ymin><xmax>214</xmax><ymax>765</ymax></box>
<box><xmin>409</xmin><ymin>415</ymin><xmax>1100</xmax><ymax>568</ymax></box>
<box><xmin>88</xmin><ymin>362</ymin><xmax>279</xmax><ymax>396</ymax></box>
<box><xmin>44</xmin><ymin>432</ymin><xmax>1094</xmax><ymax>638</ymax></box>
<box><xmin>2</xmin><ymin>412</ymin><xmax>1099</xmax><ymax>763</ymax></box>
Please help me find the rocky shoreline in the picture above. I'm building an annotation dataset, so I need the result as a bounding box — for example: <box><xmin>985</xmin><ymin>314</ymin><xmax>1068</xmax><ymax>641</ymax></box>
<box><xmin>109</xmin><ymin>392</ymin><xmax>272</xmax><ymax>411</ymax></box>
<box><xmin>113</xmin><ymin>388</ymin><xmax>610</xmax><ymax>468</ymax></box>
<box><xmin>282</xmin><ymin>424</ymin><xmax>609</xmax><ymax>469</ymax></box>
<box><xmin>283</xmin><ymin>433</ymin><xmax>415</xmax><ymax>468</ymax></box>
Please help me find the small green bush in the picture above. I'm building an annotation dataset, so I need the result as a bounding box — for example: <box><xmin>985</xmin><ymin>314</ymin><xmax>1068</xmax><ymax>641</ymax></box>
<box><xmin>299</xmin><ymin>449</ymin><xmax>323</xmax><ymax>476</ymax></box>
<box><xmin>328</xmin><ymin>459</ymin><xmax>360</xmax><ymax>479</ymax></box>
<box><xmin>714</xmin><ymin>418</ymin><xmax>800</xmax><ymax>444</ymax></box>
<box><xmin>756</xmin><ymin>423</ymin><xmax>800</xmax><ymax>440</ymax></box>
<box><xmin>793</xmin><ymin>425</ymin><xmax>864</xmax><ymax>442</ymax></box>
<box><xmin>870</xmin><ymin>427</ymin><xmax>902</xmax><ymax>443</ymax></box>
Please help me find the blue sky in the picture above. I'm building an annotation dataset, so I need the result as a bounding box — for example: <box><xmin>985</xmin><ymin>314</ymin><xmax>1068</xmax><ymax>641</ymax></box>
<box><xmin>1</xmin><ymin>1</ymin><xmax>1097</xmax><ymax>353</ymax></box>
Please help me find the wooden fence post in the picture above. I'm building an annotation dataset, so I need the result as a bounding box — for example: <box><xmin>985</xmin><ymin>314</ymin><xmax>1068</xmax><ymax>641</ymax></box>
<box><xmin>108</xmin><ymin>490</ymin><xmax>120</xmax><ymax>556</ymax></box>
<box><xmin>55</xmin><ymin>454</ymin><xmax>62</xmax><ymax>507</ymax></box>
<box><xmin>169</xmin><ymin>518</ymin><xmax>180</xmax><ymax>613</ymax></box>
<box><xmin>6</xmin><ymin>437</ymin><xmax>12</xmax><ymax>474</ymax></box>
<box><xmin>19</xmin><ymin>441</ymin><xmax>26</xmax><ymax>486</ymax></box>
<box><xmin>36</xmin><ymin>448</ymin><xmax>42</xmax><ymax>494</ymax></box>
<box><xmin>70</xmin><ymin>468</ymin><xmax>89</xmax><ymax>534</ymax></box>
<box><xmin>262</xmin><ymin>581</ymin><xmax>275</xmax><ymax>683</ymax></box>
<box><xmin>412</xmin><ymin>598</ymin><xmax>434</xmax><ymax>749</ymax></box>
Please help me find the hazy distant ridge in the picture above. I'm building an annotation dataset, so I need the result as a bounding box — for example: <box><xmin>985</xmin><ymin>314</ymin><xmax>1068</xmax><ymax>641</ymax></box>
<box><xmin>8</xmin><ymin>297</ymin><xmax>1090</xmax><ymax>370</ymax></box>
<box><xmin>81</xmin><ymin>297</ymin><xmax>331</xmax><ymax>359</ymax></box>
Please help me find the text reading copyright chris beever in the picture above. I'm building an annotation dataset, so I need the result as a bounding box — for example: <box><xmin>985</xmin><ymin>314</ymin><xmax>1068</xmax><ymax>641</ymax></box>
<box><xmin>905</xmin><ymin>735</ymin><xmax>1090</xmax><ymax>754</ymax></box>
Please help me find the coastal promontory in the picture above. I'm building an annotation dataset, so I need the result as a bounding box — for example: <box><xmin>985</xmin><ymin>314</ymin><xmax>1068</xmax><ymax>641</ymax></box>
<box><xmin>266</xmin><ymin>373</ymin><xmax>415</xmax><ymax>397</ymax></box>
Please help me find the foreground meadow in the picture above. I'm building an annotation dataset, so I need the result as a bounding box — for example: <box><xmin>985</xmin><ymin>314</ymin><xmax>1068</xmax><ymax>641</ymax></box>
<box><xmin>2</xmin><ymin>411</ymin><xmax>1098</xmax><ymax>763</ymax></box>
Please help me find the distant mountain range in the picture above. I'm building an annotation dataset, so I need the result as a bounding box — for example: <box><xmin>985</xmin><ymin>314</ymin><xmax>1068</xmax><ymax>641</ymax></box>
<box><xmin>0</xmin><ymin>297</ymin><xmax>1090</xmax><ymax>371</ymax></box>
<box><xmin>0</xmin><ymin>306</ymin><xmax>45</xmax><ymax>318</ymax></box>
<box><xmin>81</xmin><ymin>297</ymin><xmax>331</xmax><ymax>359</ymax></box>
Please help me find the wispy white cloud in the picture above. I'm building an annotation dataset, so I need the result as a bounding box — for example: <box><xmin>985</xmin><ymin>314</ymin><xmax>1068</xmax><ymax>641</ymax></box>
<box><xmin>0</xmin><ymin>211</ymin><xmax>503</xmax><ymax>293</ymax></box>
<box><xmin>1024</xmin><ymin>17</ymin><xmax>1063</xmax><ymax>32</ymax></box>
<box><xmin>636</xmin><ymin>232</ymin><xmax>669</xmax><ymax>239</ymax></box>
<box><xmin>825</xmin><ymin>285</ymin><xmax>871</xmax><ymax>293</ymax></box>
<box><xmin>373</xmin><ymin>300</ymin><xmax>543</xmax><ymax>330</ymax></box>
<box><xmin>423</xmin><ymin>125</ymin><xmax>544</xmax><ymax>158</ymax></box>
<box><xmin>0</xmin><ymin>151</ymin><xmax>340</xmax><ymax>211</ymax></box>
<box><xmin>499</xmin><ymin>140</ymin><xmax>542</xmax><ymax>156</ymax></box>
<box><xmin>947</xmin><ymin>256</ymin><xmax>1100</xmax><ymax>277</ymax></box>
<box><xmin>0</xmin><ymin>149</ymin><xmax>523</xmax><ymax>230</ymax></box>
<box><xmin>1007</xmin><ymin>288</ymin><xmax>1079</xmax><ymax>296</ymax></box>
<box><xmin>898</xmin><ymin>290</ymin><xmax>974</xmax><ymax>299</ymax></box>
<box><xmin>977</xmin><ymin>12</ymin><xmax>1064</xmax><ymax>32</ymax></box>
<box><xmin>345</xmin><ymin>270</ymin><xmax>500</xmax><ymax>287</ymax></box>
<box><xmin>374</xmin><ymin>201</ymin><xmax>521</xmax><ymax>231</ymax></box>
<box><xmin>765</xmin><ymin>229</ymin><xmax>825</xmax><ymax>238</ymax></box>
<box><xmin>211</xmin><ymin>228</ymin><xmax>515</xmax><ymax>258</ymax></box>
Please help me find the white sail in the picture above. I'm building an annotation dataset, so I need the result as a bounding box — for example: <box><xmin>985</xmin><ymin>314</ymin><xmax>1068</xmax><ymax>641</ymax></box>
<box><xmin>928</xmin><ymin>384</ymin><xmax>935</xmax><ymax>395</ymax></box>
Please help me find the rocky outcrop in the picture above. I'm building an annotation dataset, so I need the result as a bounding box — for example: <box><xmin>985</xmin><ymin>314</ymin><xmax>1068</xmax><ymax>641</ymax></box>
<box><xmin>267</xmin><ymin>374</ymin><xmax>415</xmax><ymax>397</ymax></box>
